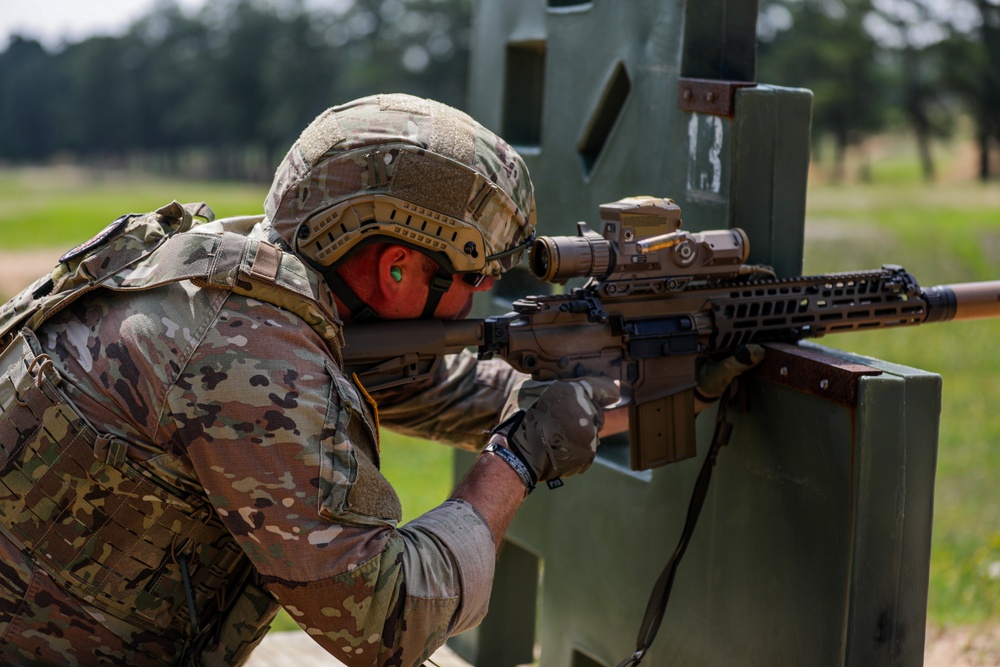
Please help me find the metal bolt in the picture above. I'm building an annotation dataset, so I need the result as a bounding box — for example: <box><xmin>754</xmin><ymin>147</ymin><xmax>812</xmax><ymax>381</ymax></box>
<box><xmin>683</xmin><ymin>88</ymin><xmax>693</xmax><ymax>101</ymax></box>
<box><xmin>706</xmin><ymin>91</ymin><xmax>716</xmax><ymax>103</ymax></box>
<box><xmin>820</xmin><ymin>379</ymin><xmax>830</xmax><ymax>390</ymax></box>
<box><xmin>780</xmin><ymin>367</ymin><xmax>788</xmax><ymax>377</ymax></box>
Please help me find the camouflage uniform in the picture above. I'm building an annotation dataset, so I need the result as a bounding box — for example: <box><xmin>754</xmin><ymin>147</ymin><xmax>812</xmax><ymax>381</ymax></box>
<box><xmin>0</xmin><ymin>210</ymin><xmax>523</xmax><ymax>667</ymax></box>
<box><xmin>0</xmin><ymin>95</ymin><xmax>535</xmax><ymax>667</ymax></box>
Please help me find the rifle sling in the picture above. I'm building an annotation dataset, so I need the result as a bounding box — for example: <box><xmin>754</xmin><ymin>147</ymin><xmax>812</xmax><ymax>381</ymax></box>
<box><xmin>616</xmin><ymin>386</ymin><xmax>735</xmax><ymax>667</ymax></box>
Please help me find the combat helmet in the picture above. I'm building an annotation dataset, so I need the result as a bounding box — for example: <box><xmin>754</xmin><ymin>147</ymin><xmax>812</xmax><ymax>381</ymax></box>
<box><xmin>266</xmin><ymin>93</ymin><xmax>537</xmax><ymax>321</ymax></box>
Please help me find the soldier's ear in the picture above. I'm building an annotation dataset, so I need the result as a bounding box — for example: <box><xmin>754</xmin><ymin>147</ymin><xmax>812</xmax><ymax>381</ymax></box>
<box><xmin>375</xmin><ymin>245</ymin><xmax>425</xmax><ymax>299</ymax></box>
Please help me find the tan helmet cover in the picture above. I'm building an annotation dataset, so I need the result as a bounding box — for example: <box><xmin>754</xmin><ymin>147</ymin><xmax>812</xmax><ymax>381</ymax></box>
<box><xmin>265</xmin><ymin>94</ymin><xmax>537</xmax><ymax>277</ymax></box>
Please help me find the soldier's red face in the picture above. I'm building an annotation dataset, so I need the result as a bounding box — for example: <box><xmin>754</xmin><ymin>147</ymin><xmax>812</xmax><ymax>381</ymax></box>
<box><xmin>430</xmin><ymin>273</ymin><xmax>495</xmax><ymax>320</ymax></box>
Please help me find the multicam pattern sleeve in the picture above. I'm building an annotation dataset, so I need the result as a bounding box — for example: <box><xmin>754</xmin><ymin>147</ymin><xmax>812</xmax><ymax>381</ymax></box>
<box><xmin>161</xmin><ymin>293</ymin><xmax>497</xmax><ymax>666</ymax></box>
<box><xmin>373</xmin><ymin>351</ymin><xmax>527</xmax><ymax>451</ymax></box>
<box><xmin>44</xmin><ymin>282</ymin><xmax>495</xmax><ymax>666</ymax></box>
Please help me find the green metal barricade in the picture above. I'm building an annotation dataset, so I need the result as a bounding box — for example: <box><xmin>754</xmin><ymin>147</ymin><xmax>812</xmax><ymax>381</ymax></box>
<box><xmin>450</xmin><ymin>2</ymin><xmax>937</xmax><ymax>665</ymax></box>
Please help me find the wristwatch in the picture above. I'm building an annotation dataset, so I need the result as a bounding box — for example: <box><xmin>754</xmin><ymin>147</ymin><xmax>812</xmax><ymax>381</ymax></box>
<box><xmin>483</xmin><ymin>437</ymin><xmax>535</xmax><ymax>494</ymax></box>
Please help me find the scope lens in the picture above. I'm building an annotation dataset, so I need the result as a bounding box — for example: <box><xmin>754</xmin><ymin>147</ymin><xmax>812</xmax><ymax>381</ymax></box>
<box><xmin>528</xmin><ymin>235</ymin><xmax>612</xmax><ymax>283</ymax></box>
<box><xmin>529</xmin><ymin>239</ymin><xmax>551</xmax><ymax>280</ymax></box>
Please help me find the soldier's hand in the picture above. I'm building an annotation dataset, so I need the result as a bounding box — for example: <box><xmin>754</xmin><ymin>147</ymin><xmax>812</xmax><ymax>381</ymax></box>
<box><xmin>694</xmin><ymin>344</ymin><xmax>765</xmax><ymax>413</ymax></box>
<box><xmin>490</xmin><ymin>377</ymin><xmax>620</xmax><ymax>488</ymax></box>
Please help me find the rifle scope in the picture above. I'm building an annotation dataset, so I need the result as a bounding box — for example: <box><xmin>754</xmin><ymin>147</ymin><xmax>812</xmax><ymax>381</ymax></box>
<box><xmin>529</xmin><ymin>227</ymin><xmax>751</xmax><ymax>284</ymax></box>
<box><xmin>529</xmin><ymin>233</ymin><xmax>613</xmax><ymax>283</ymax></box>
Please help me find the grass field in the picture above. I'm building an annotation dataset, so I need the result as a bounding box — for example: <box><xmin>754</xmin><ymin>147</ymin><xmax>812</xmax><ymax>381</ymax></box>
<box><xmin>802</xmin><ymin>177</ymin><xmax>1000</xmax><ymax>624</ymax></box>
<box><xmin>0</xmin><ymin>155</ymin><xmax>998</xmax><ymax>628</ymax></box>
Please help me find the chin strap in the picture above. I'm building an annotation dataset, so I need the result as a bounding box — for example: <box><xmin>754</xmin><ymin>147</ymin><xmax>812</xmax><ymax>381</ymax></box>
<box><xmin>323</xmin><ymin>263</ymin><xmax>455</xmax><ymax>322</ymax></box>
<box><xmin>420</xmin><ymin>266</ymin><xmax>455</xmax><ymax>319</ymax></box>
<box><xmin>323</xmin><ymin>269</ymin><xmax>382</xmax><ymax>323</ymax></box>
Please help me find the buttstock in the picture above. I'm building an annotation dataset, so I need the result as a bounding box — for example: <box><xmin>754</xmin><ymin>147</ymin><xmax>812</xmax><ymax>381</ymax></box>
<box><xmin>343</xmin><ymin>319</ymin><xmax>484</xmax><ymax>391</ymax></box>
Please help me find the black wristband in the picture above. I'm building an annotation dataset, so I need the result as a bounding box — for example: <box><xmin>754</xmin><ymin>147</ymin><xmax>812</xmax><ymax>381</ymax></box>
<box><xmin>484</xmin><ymin>439</ymin><xmax>535</xmax><ymax>494</ymax></box>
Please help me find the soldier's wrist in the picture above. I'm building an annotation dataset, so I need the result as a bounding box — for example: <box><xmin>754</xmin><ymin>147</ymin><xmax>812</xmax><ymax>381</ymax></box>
<box><xmin>483</xmin><ymin>435</ymin><xmax>536</xmax><ymax>494</ymax></box>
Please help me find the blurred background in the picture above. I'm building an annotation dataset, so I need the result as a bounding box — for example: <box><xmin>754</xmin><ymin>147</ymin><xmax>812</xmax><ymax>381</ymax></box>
<box><xmin>0</xmin><ymin>0</ymin><xmax>997</xmax><ymax>183</ymax></box>
<box><xmin>0</xmin><ymin>0</ymin><xmax>998</xmax><ymax>657</ymax></box>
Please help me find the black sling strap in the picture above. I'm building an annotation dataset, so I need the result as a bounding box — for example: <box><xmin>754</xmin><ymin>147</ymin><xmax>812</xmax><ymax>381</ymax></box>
<box><xmin>616</xmin><ymin>385</ymin><xmax>736</xmax><ymax>667</ymax></box>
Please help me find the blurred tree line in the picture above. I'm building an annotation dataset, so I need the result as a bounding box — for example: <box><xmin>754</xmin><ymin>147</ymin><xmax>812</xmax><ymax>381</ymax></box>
<box><xmin>0</xmin><ymin>0</ymin><xmax>472</xmax><ymax>180</ymax></box>
<box><xmin>0</xmin><ymin>0</ymin><xmax>997</xmax><ymax>182</ymax></box>
<box><xmin>758</xmin><ymin>0</ymin><xmax>1000</xmax><ymax>182</ymax></box>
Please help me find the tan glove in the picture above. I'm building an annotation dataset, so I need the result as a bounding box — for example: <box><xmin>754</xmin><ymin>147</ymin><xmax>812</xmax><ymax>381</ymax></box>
<box><xmin>694</xmin><ymin>344</ymin><xmax>765</xmax><ymax>412</ymax></box>
<box><xmin>489</xmin><ymin>377</ymin><xmax>620</xmax><ymax>490</ymax></box>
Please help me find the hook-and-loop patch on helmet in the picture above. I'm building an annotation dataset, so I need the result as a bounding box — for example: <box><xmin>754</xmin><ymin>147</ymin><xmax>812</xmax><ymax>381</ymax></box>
<box><xmin>266</xmin><ymin>94</ymin><xmax>537</xmax><ymax>278</ymax></box>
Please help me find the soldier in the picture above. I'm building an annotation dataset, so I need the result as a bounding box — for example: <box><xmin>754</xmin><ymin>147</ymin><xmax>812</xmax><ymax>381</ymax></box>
<box><xmin>0</xmin><ymin>94</ymin><xmax>756</xmax><ymax>666</ymax></box>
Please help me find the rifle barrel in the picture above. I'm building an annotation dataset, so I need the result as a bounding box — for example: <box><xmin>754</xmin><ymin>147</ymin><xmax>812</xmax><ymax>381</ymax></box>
<box><xmin>937</xmin><ymin>281</ymin><xmax>1000</xmax><ymax>322</ymax></box>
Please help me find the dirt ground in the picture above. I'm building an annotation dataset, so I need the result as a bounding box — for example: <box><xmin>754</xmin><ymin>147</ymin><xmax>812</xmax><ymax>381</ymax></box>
<box><xmin>924</xmin><ymin>623</ymin><xmax>1000</xmax><ymax>667</ymax></box>
<box><xmin>2</xmin><ymin>248</ymin><xmax>998</xmax><ymax>666</ymax></box>
<box><xmin>0</xmin><ymin>248</ymin><xmax>66</xmax><ymax>300</ymax></box>
<box><xmin>246</xmin><ymin>623</ymin><xmax>1000</xmax><ymax>667</ymax></box>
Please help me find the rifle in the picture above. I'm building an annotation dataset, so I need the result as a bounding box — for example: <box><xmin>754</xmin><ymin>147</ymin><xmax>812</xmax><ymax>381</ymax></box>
<box><xmin>343</xmin><ymin>196</ymin><xmax>1000</xmax><ymax>471</ymax></box>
